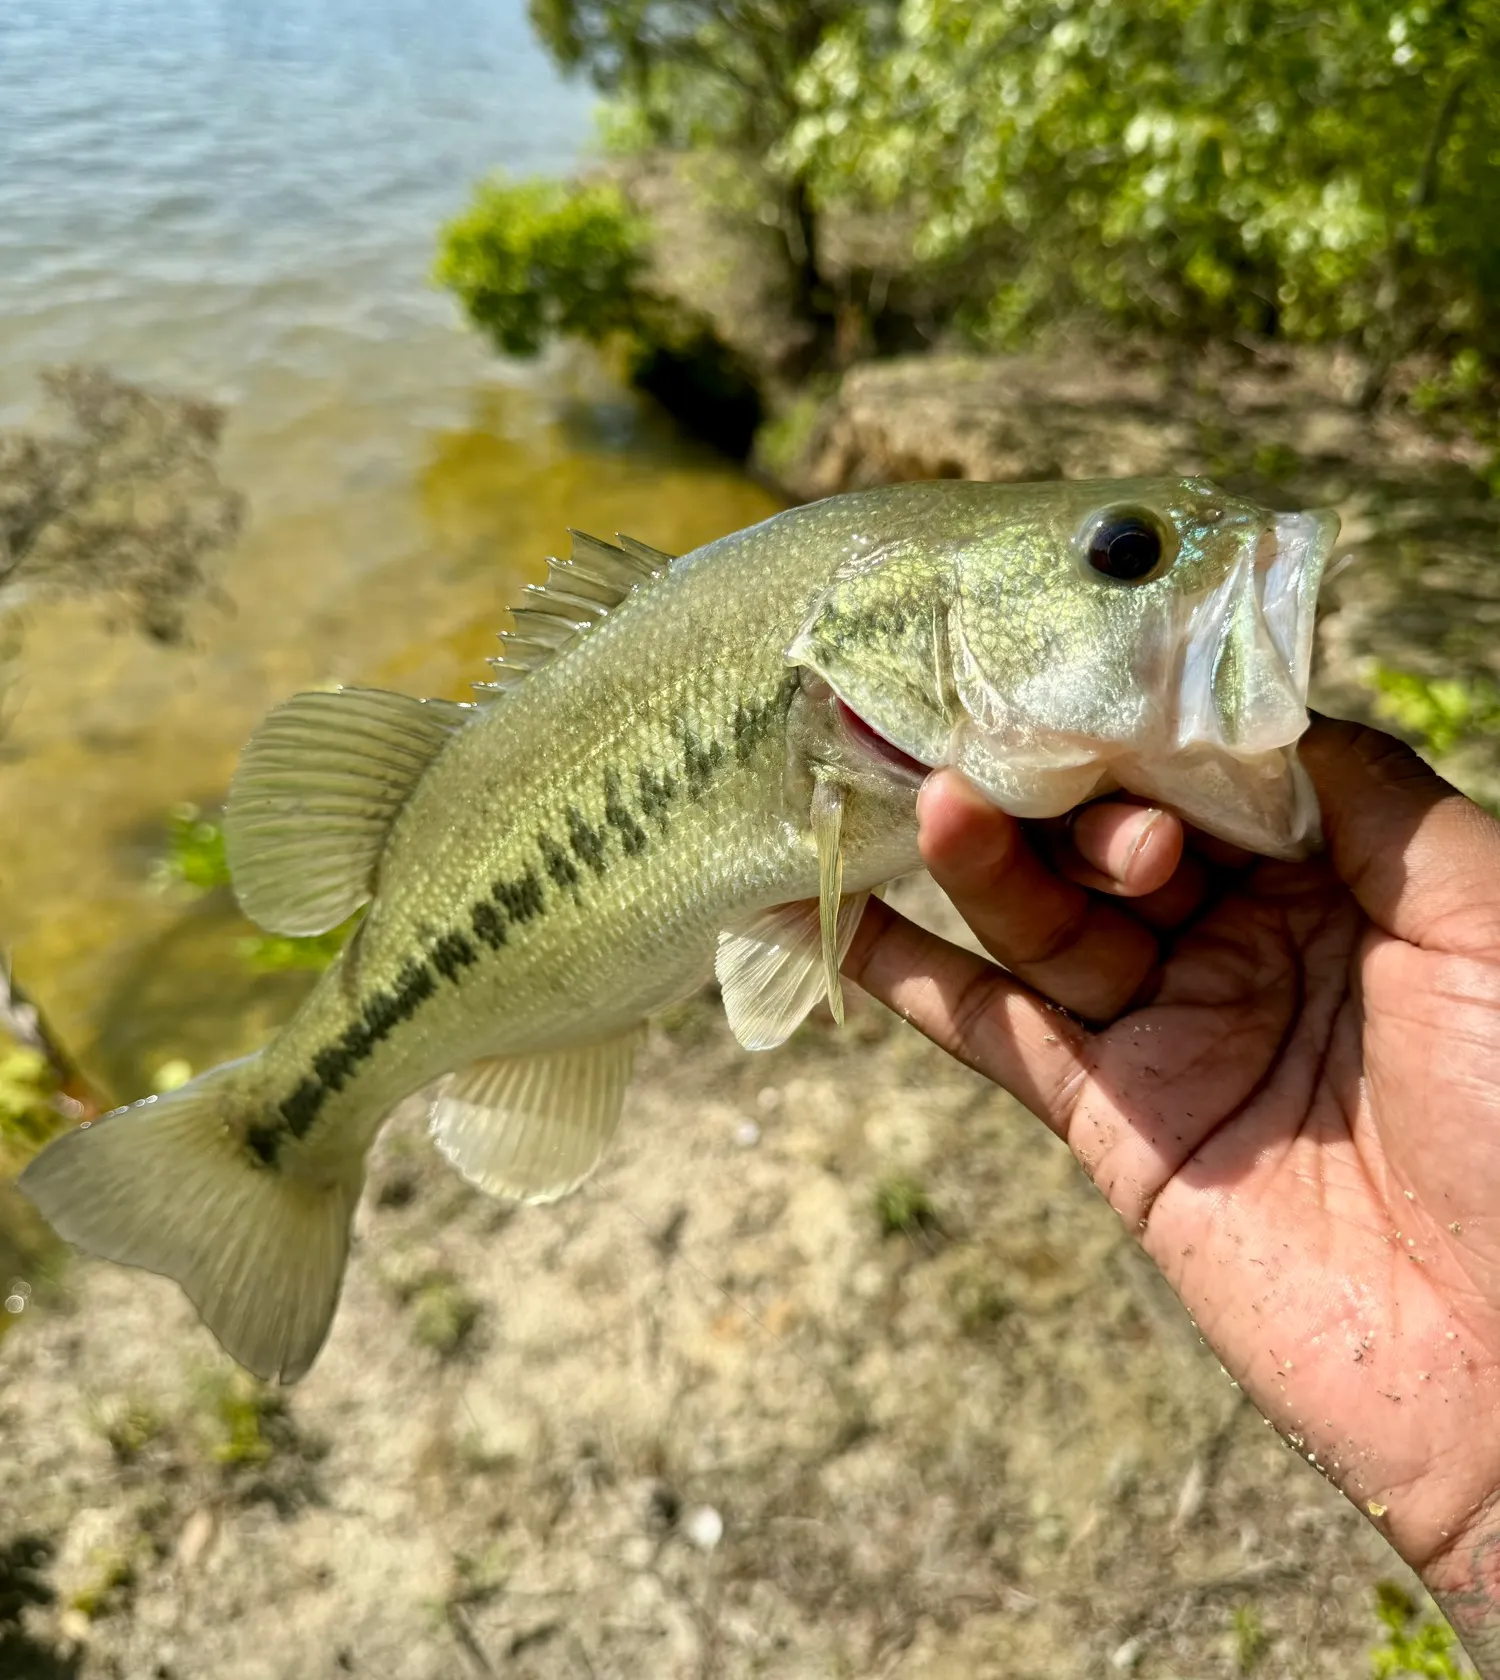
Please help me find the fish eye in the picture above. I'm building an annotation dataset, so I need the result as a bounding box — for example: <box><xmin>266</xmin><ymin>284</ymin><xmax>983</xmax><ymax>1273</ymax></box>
<box><xmin>1081</xmin><ymin>508</ymin><xmax>1173</xmax><ymax>583</ymax></box>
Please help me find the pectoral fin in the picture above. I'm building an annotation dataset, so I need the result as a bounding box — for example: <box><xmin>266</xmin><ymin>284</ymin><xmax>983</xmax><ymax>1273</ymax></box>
<box><xmin>716</xmin><ymin>892</ymin><xmax>869</xmax><ymax>1051</ymax></box>
<box><xmin>428</xmin><ymin>1028</ymin><xmax>645</xmax><ymax>1202</ymax></box>
<box><xmin>811</xmin><ymin>775</ymin><xmax>847</xmax><ymax>1025</ymax></box>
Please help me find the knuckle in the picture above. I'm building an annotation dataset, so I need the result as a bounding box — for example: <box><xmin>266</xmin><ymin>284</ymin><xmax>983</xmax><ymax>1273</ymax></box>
<box><xmin>1007</xmin><ymin>893</ymin><xmax>1092</xmax><ymax>968</ymax></box>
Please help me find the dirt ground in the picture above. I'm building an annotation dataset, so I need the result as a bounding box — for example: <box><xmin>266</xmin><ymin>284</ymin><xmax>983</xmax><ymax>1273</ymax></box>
<box><xmin>4</xmin><ymin>340</ymin><xmax>1500</xmax><ymax>1679</ymax></box>
<box><xmin>0</xmin><ymin>965</ymin><xmax>1421</xmax><ymax>1680</ymax></box>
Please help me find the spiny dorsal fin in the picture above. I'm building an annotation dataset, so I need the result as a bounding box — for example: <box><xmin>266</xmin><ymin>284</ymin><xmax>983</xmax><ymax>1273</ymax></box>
<box><xmin>472</xmin><ymin>529</ymin><xmax>673</xmax><ymax>697</ymax></box>
<box><xmin>225</xmin><ymin>687</ymin><xmax>472</xmax><ymax>936</ymax></box>
<box><xmin>616</xmin><ymin>534</ymin><xmax>674</xmax><ymax>570</ymax></box>
<box><xmin>428</xmin><ymin>1026</ymin><xmax>646</xmax><ymax>1202</ymax></box>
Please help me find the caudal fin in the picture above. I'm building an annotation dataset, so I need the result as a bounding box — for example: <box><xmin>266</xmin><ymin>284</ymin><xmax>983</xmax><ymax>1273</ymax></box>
<box><xmin>17</xmin><ymin>1057</ymin><xmax>361</xmax><ymax>1383</ymax></box>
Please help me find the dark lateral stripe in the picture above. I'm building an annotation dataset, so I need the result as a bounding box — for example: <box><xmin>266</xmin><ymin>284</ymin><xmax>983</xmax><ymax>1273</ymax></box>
<box><xmin>604</xmin><ymin>768</ymin><xmax>648</xmax><ymax>855</ymax></box>
<box><xmin>494</xmin><ymin>867</ymin><xmax>544</xmax><ymax>923</ymax></box>
<box><xmin>271</xmin><ymin>957</ymin><xmax>437</xmax><ymax>1148</ymax></box>
<box><xmin>566</xmin><ymin>804</ymin><xmax>608</xmax><ymax>875</ymax></box>
<box><xmin>261</xmin><ymin>691</ymin><xmax>794</xmax><ymax>1167</ymax></box>
<box><xmin>538</xmin><ymin>829</ymin><xmax>579</xmax><ymax>891</ymax></box>
<box><xmin>471</xmin><ymin>900</ymin><xmax>507</xmax><ymax>948</ymax></box>
<box><xmin>432</xmin><ymin>931</ymin><xmax>477</xmax><ymax>980</ymax></box>
<box><xmin>637</xmin><ymin>762</ymin><xmax>676</xmax><ymax>828</ymax></box>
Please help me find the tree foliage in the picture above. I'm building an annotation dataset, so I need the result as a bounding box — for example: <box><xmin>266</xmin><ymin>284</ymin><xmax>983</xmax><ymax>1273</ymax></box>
<box><xmin>527</xmin><ymin>0</ymin><xmax>863</xmax><ymax>311</ymax></box>
<box><xmin>781</xmin><ymin>0</ymin><xmax>1500</xmax><ymax>391</ymax></box>
<box><xmin>529</xmin><ymin>0</ymin><xmax>855</xmax><ymax>151</ymax></box>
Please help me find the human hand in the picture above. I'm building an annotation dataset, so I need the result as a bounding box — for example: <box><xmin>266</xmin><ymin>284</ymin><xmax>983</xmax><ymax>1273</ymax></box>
<box><xmin>845</xmin><ymin>719</ymin><xmax>1500</xmax><ymax>1672</ymax></box>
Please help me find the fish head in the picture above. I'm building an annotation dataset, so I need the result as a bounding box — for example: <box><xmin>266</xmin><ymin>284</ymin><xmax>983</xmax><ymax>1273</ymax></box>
<box><xmin>787</xmin><ymin>478</ymin><xmax>1340</xmax><ymax>858</ymax></box>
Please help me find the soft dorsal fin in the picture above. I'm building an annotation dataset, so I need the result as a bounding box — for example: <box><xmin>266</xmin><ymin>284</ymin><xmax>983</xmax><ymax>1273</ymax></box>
<box><xmin>224</xmin><ymin>687</ymin><xmax>472</xmax><ymax>936</ymax></box>
<box><xmin>474</xmin><ymin>529</ymin><xmax>673</xmax><ymax>696</ymax></box>
<box><xmin>715</xmin><ymin>892</ymin><xmax>870</xmax><ymax>1051</ymax></box>
<box><xmin>428</xmin><ymin>1027</ymin><xmax>646</xmax><ymax>1202</ymax></box>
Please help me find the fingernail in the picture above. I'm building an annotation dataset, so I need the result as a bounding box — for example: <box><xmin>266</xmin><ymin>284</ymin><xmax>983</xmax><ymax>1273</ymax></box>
<box><xmin>1121</xmin><ymin>810</ymin><xmax>1163</xmax><ymax>879</ymax></box>
<box><xmin>1072</xmin><ymin>803</ymin><xmax>1163</xmax><ymax>882</ymax></box>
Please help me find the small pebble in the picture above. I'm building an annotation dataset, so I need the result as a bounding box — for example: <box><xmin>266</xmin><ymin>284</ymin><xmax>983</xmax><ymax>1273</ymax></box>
<box><xmin>1110</xmin><ymin>1635</ymin><xmax>1144</xmax><ymax>1672</ymax></box>
<box><xmin>733</xmin><ymin>1119</ymin><xmax>761</xmax><ymax>1149</ymax></box>
<box><xmin>683</xmin><ymin>1505</ymin><xmax>724</xmax><ymax>1551</ymax></box>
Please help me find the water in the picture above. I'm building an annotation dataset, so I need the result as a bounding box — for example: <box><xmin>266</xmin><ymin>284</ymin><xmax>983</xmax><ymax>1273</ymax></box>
<box><xmin>0</xmin><ymin>0</ymin><xmax>780</xmax><ymax>1097</ymax></box>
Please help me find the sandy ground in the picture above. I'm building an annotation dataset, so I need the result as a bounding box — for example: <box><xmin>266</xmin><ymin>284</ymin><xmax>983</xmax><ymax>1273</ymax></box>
<box><xmin>0</xmin><ymin>954</ymin><xmax>1417</xmax><ymax>1679</ymax></box>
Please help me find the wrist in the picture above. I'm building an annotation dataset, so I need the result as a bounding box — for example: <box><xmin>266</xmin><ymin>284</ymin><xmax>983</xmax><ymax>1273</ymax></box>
<box><xmin>1420</xmin><ymin>1497</ymin><xmax>1500</xmax><ymax>1679</ymax></box>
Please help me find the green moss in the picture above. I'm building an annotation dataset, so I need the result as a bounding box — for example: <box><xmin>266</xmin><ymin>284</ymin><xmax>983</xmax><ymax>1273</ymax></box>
<box><xmin>873</xmin><ymin>1171</ymin><xmax>936</xmax><ymax>1238</ymax></box>
<box><xmin>67</xmin><ymin>1549</ymin><xmax>136</xmax><ymax>1620</ymax></box>
<box><xmin>151</xmin><ymin>804</ymin><xmax>355</xmax><ymax>973</ymax></box>
<box><xmin>234</xmin><ymin>918</ymin><xmax>359</xmax><ymax>974</ymax></box>
<box><xmin>1369</xmin><ymin>1582</ymin><xmax>1463</xmax><ymax>1678</ymax></box>
<box><xmin>0</xmin><ymin>1042</ymin><xmax>62</xmax><ymax>1170</ymax></box>
<box><xmin>409</xmin><ymin>1275</ymin><xmax>482</xmax><ymax>1361</ymax></box>
<box><xmin>753</xmin><ymin>389</ymin><xmax>828</xmax><ymax>483</ymax></box>
<box><xmin>153</xmin><ymin>802</ymin><xmax>231</xmax><ymax>891</ymax></box>
<box><xmin>1249</xmin><ymin>441</ymin><xmax>1301</xmax><ymax>484</ymax></box>
<box><xmin>95</xmin><ymin>1395</ymin><xmax>166</xmax><ymax>1465</ymax></box>
<box><xmin>1230</xmin><ymin>1603</ymin><xmax>1270</xmax><ymax>1672</ymax></box>
<box><xmin>197</xmin><ymin>1370</ymin><xmax>283</xmax><ymax>1468</ymax></box>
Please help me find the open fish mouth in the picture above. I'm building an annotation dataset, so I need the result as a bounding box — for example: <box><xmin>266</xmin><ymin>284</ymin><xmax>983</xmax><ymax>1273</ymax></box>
<box><xmin>1174</xmin><ymin>506</ymin><xmax>1340</xmax><ymax>756</ymax></box>
<box><xmin>834</xmin><ymin>697</ymin><xmax>933</xmax><ymax>781</ymax></box>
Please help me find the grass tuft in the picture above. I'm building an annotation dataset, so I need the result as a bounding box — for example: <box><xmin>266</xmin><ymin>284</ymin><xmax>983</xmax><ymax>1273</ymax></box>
<box><xmin>873</xmin><ymin>1172</ymin><xmax>937</xmax><ymax>1238</ymax></box>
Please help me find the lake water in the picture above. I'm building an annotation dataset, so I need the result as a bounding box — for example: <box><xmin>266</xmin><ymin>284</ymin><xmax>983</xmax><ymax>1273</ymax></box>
<box><xmin>0</xmin><ymin>0</ymin><xmax>779</xmax><ymax>1095</ymax></box>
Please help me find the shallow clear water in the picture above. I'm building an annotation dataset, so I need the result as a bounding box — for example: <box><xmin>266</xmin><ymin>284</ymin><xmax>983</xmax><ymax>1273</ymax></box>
<box><xmin>0</xmin><ymin>0</ymin><xmax>780</xmax><ymax>1096</ymax></box>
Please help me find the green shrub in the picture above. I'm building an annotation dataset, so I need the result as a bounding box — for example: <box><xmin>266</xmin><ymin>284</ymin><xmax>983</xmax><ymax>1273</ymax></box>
<box><xmin>435</xmin><ymin>176</ymin><xmax>650</xmax><ymax>359</ymax></box>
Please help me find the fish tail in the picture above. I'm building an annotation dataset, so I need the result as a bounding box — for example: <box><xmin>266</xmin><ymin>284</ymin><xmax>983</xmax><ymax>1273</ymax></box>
<box><xmin>18</xmin><ymin>1054</ymin><xmax>361</xmax><ymax>1384</ymax></box>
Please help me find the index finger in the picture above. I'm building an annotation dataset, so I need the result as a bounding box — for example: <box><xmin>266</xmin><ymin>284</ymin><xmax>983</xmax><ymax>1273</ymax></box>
<box><xmin>1300</xmin><ymin>717</ymin><xmax>1500</xmax><ymax>953</ymax></box>
<box><xmin>915</xmin><ymin>770</ymin><xmax>1176</xmax><ymax>1021</ymax></box>
<box><xmin>843</xmin><ymin>896</ymin><xmax>1085</xmax><ymax>1134</ymax></box>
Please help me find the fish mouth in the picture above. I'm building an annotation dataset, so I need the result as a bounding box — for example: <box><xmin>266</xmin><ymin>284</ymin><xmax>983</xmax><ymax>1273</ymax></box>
<box><xmin>835</xmin><ymin>698</ymin><xmax>934</xmax><ymax>782</ymax></box>
<box><xmin>1174</xmin><ymin>505</ymin><xmax>1340</xmax><ymax>755</ymax></box>
<box><xmin>1258</xmin><ymin>507</ymin><xmax>1340</xmax><ymax>699</ymax></box>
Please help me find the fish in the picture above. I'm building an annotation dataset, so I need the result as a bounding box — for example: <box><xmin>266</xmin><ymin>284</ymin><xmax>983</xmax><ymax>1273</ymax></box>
<box><xmin>18</xmin><ymin>477</ymin><xmax>1339</xmax><ymax>1383</ymax></box>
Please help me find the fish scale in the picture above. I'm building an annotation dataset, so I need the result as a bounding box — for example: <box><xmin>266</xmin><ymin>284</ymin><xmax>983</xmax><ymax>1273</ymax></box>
<box><xmin>18</xmin><ymin>477</ymin><xmax>1338</xmax><ymax>1382</ymax></box>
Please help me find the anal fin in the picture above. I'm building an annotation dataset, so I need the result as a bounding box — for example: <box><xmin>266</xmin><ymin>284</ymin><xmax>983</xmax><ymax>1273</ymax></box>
<box><xmin>428</xmin><ymin>1028</ymin><xmax>645</xmax><ymax>1203</ymax></box>
<box><xmin>716</xmin><ymin>892</ymin><xmax>870</xmax><ymax>1051</ymax></box>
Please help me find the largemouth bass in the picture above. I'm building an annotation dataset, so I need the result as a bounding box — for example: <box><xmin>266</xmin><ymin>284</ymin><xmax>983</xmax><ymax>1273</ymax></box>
<box><xmin>19</xmin><ymin>478</ymin><xmax>1338</xmax><ymax>1382</ymax></box>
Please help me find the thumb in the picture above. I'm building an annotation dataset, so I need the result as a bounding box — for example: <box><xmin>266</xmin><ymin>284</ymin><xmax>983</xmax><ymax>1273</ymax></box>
<box><xmin>1299</xmin><ymin>716</ymin><xmax>1500</xmax><ymax>952</ymax></box>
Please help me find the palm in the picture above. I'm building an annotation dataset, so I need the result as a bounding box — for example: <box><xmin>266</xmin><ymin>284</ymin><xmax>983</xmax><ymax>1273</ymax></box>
<box><xmin>846</xmin><ymin>721</ymin><xmax>1500</xmax><ymax>1580</ymax></box>
<box><xmin>1084</xmin><ymin>856</ymin><xmax>1500</xmax><ymax>1570</ymax></box>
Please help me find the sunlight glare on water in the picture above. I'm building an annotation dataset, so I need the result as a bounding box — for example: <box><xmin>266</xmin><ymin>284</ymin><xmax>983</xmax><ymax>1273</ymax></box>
<box><xmin>0</xmin><ymin>0</ymin><xmax>782</xmax><ymax>1095</ymax></box>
